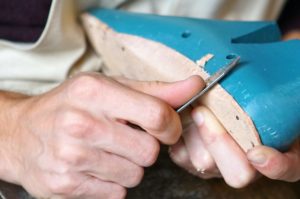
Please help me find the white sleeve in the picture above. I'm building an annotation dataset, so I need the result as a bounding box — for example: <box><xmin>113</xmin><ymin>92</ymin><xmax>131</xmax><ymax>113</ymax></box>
<box><xmin>120</xmin><ymin>0</ymin><xmax>286</xmax><ymax>21</ymax></box>
<box><xmin>0</xmin><ymin>0</ymin><xmax>101</xmax><ymax>95</ymax></box>
<box><xmin>0</xmin><ymin>0</ymin><xmax>286</xmax><ymax>94</ymax></box>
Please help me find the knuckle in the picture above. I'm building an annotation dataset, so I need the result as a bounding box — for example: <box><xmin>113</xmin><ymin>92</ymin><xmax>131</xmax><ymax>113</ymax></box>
<box><xmin>201</xmin><ymin>131</ymin><xmax>222</xmax><ymax>146</ymax></box>
<box><xmin>270</xmin><ymin>164</ymin><xmax>289</xmax><ymax>180</ymax></box>
<box><xmin>271</xmin><ymin>170</ymin><xmax>286</xmax><ymax>180</ymax></box>
<box><xmin>57</xmin><ymin>110</ymin><xmax>95</xmax><ymax>138</ymax></box>
<box><xmin>266</xmin><ymin>156</ymin><xmax>289</xmax><ymax>180</ymax></box>
<box><xmin>47</xmin><ymin>175</ymin><xmax>77</xmax><ymax>195</ymax></box>
<box><xmin>55</xmin><ymin>162</ymin><xmax>71</xmax><ymax>174</ymax></box>
<box><xmin>65</xmin><ymin>151</ymin><xmax>85</xmax><ymax>167</ymax></box>
<box><xmin>169</xmin><ymin>150</ymin><xmax>187</xmax><ymax>166</ymax></box>
<box><xmin>126</xmin><ymin>167</ymin><xmax>144</xmax><ymax>188</ymax></box>
<box><xmin>197</xmin><ymin>153</ymin><xmax>215</xmax><ymax>171</ymax></box>
<box><xmin>55</xmin><ymin>145</ymin><xmax>86</xmax><ymax>167</ymax></box>
<box><xmin>67</xmin><ymin>74</ymin><xmax>101</xmax><ymax>101</ymax></box>
<box><xmin>109</xmin><ymin>186</ymin><xmax>127</xmax><ymax>199</ymax></box>
<box><xmin>168</xmin><ymin>143</ymin><xmax>190</xmax><ymax>167</ymax></box>
<box><xmin>147</xmin><ymin>101</ymin><xmax>172</xmax><ymax>131</ymax></box>
<box><xmin>139</xmin><ymin>137</ymin><xmax>160</xmax><ymax>166</ymax></box>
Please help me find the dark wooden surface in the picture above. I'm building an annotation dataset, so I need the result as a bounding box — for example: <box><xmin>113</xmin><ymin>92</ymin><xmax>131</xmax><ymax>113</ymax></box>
<box><xmin>127</xmin><ymin>146</ymin><xmax>300</xmax><ymax>199</ymax></box>
<box><xmin>1</xmin><ymin>146</ymin><xmax>300</xmax><ymax>199</ymax></box>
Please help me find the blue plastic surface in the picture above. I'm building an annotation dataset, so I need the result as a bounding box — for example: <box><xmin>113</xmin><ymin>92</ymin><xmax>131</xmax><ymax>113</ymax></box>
<box><xmin>89</xmin><ymin>9</ymin><xmax>300</xmax><ymax>150</ymax></box>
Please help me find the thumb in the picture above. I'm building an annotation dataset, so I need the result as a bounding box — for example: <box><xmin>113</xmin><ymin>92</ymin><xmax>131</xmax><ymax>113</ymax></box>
<box><xmin>115</xmin><ymin>76</ymin><xmax>205</xmax><ymax>108</ymax></box>
<box><xmin>247</xmin><ymin>142</ymin><xmax>300</xmax><ymax>182</ymax></box>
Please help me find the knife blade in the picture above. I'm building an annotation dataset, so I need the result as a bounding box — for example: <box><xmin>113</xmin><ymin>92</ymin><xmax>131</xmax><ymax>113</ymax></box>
<box><xmin>176</xmin><ymin>56</ymin><xmax>240</xmax><ymax>113</ymax></box>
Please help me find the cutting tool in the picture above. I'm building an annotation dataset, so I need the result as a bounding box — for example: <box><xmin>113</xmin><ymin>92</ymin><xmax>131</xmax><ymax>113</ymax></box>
<box><xmin>176</xmin><ymin>56</ymin><xmax>240</xmax><ymax>113</ymax></box>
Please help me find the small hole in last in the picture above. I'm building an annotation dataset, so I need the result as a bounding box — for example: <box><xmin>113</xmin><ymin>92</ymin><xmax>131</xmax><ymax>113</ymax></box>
<box><xmin>181</xmin><ymin>31</ymin><xmax>191</xmax><ymax>38</ymax></box>
<box><xmin>226</xmin><ymin>54</ymin><xmax>237</xmax><ymax>60</ymax></box>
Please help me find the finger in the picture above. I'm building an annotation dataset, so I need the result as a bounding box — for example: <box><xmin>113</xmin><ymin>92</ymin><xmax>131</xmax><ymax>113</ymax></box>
<box><xmin>182</xmin><ymin>123</ymin><xmax>218</xmax><ymax>174</ymax></box>
<box><xmin>192</xmin><ymin>106</ymin><xmax>256</xmax><ymax>188</ymax></box>
<box><xmin>109</xmin><ymin>76</ymin><xmax>205</xmax><ymax>144</ymax></box>
<box><xmin>247</xmin><ymin>141</ymin><xmax>300</xmax><ymax>182</ymax></box>
<box><xmin>40</xmin><ymin>172</ymin><xmax>127</xmax><ymax>199</ymax></box>
<box><xmin>169</xmin><ymin>138</ymin><xmax>199</xmax><ymax>173</ymax></box>
<box><xmin>52</xmin><ymin>110</ymin><xmax>159</xmax><ymax>167</ymax></box>
<box><xmin>51</xmin><ymin>142</ymin><xmax>144</xmax><ymax>188</ymax></box>
<box><xmin>114</xmin><ymin>75</ymin><xmax>205</xmax><ymax>108</ymax></box>
<box><xmin>72</xmin><ymin>176</ymin><xmax>126</xmax><ymax>199</ymax></box>
<box><xmin>84</xmin><ymin>150</ymin><xmax>144</xmax><ymax>188</ymax></box>
<box><xmin>170</xmin><ymin>139</ymin><xmax>220</xmax><ymax>179</ymax></box>
<box><xmin>109</xmin><ymin>75</ymin><xmax>205</xmax><ymax>144</ymax></box>
<box><xmin>90</xmin><ymin>121</ymin><xmax>160</xmax><ymax>167</ymax></box>
<box><xmin>69</xmin><ymin>74</ymin><xmax>182</xmax><ymax>144</ymax></box>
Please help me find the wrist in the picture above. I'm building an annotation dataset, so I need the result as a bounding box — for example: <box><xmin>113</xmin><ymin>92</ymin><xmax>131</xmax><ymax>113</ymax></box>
<box><xmin>0</xmin><ymin>91</ymin><xmax>29</xmax><ymax>184</ymax></box>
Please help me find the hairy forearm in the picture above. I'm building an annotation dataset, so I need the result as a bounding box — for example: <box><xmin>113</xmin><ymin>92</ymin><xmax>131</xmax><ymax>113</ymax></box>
<box><xmin>0</xmin><ymin>91</ymin><xmax>29</xmax><ymax>184</ymax></box>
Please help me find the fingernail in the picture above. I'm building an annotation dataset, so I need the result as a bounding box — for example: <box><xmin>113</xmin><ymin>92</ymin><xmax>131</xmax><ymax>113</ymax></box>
<box><xmin>192</xmin><ymin>110</ymin><xmax>204</xmax><ymax>126</ymax></box>
<box><xmin>247</xmin><ymin>150</ymin><xmax>267</xmax><ymax>165</ymax></box>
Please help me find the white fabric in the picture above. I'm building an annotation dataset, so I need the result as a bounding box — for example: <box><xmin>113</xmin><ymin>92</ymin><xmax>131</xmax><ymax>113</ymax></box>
<box><xmin>0</xmin><ymin>0</ymin><xmax>286</xmax><ymax>94</ymax></box>
<box><xmin>0</xmin><ymin>0</ymin><xmax>87</xmax><ymax>94</ymax></box>
<box><xmin>121</xmin><ymin>0</ymin><xmax>285</xmax><ymax>20</ymax></box>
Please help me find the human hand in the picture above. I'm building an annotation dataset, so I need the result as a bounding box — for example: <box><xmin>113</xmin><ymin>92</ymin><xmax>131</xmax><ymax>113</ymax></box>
<box><xmin>0</xmin><ymin>73</ymin><xmax>204</xmax><ymax>198</ymax></box>
<box><xmin>170</xmin><ymin>106</ymin><xmax>300</xmax><ymax>187</ymax></box>
<box><xmin>247</xmin><ymin>140</ymin><xmax>300</xmax><ymax>182</ymax></box>
<box><xmin>283</xmin><ymin>30</ymin><xmax>300</xmax><ymax>40</ymax></box>
<box><xmin>169</xmin><ymin>106</ymin><xmax>257</xmax><ymax>188</ymax></box>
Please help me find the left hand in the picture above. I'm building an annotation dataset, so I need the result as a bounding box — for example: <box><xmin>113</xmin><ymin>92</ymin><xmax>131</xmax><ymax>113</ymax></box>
<box><xmin>169</xmin><ymin>106</ymin><xmax>300</xmax><ymax>188</ymax></box>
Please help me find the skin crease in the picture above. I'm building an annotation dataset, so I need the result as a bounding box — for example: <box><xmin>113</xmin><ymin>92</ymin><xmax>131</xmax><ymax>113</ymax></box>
<box><xmin>0</xmin><ymin>73</ymin><xmax>205</xmax><ymax>199</ymax></box>
<box><xmin>169</xmin><ymin>31</ymin><xmax>300</xmax><ymax>188</ymax></box>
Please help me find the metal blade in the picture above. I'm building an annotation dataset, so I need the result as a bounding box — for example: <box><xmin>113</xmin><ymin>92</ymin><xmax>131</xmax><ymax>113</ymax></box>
<box><xmin>176</xmin><ymin>56</ymin><xmax>240</xmax><ymax>113</ymax></box>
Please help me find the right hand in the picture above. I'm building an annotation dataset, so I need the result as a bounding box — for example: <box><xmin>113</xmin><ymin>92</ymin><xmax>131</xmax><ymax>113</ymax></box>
<box><xmin>170</xmin><ymin>106</ymin><xmax>300</xmax><ymax>188</ymax></box>
<box><xmin>1</xmin><ymin>73</ymin><xmax>203</xmax><ymax>198</ymax></box>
